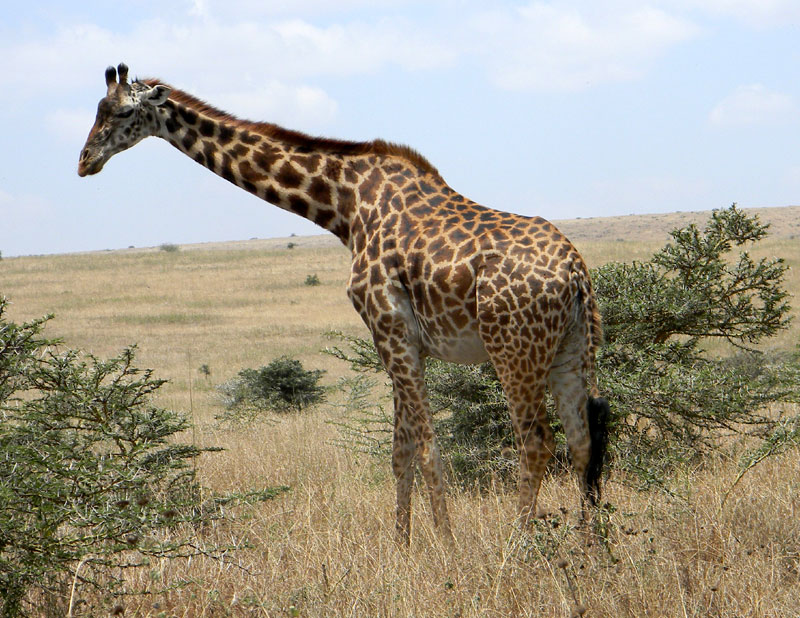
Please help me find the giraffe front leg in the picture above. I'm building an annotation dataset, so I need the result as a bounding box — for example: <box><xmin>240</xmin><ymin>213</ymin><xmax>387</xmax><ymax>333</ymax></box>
<box><xmin>389</xmin><ymin>377</ymin><xmax>454</xmax><ymax>546</ymax></box>
<box><xmin>355</xmin><ymin>278</ymin><xmax>454</xmax><ymax>545</ymax></box>
<box><xmin>417</xmin><ymin>424</ymin><xmax>454</xmax><ymax>543</ymax></box>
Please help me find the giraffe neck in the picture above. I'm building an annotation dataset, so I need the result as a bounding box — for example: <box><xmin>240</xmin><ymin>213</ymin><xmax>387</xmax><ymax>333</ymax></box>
<box><xmin>150</xmin><ymin>87</ymin><xmax>371</xmax><ymax>246</ymax></box>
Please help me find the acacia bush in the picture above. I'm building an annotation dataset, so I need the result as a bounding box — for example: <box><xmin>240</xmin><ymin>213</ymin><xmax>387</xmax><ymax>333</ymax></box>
<box><xmin>426</xmin><ymin>361</ymin><xmax>518</xmax><ymax>485</ymax></box>
<box><xmin>594</xmin><ymin>205</ymin><xmax>799</xmax><ymax>487</ymax></box>
<box><xmin>0</xmin><ymin>300</ymin><xmax>285</xmax><ymax>617</ymax></box>
<box><xmin>329</xmin><ymin>206</ymin><xmax>800</xmax><ymax>490</ymax></box>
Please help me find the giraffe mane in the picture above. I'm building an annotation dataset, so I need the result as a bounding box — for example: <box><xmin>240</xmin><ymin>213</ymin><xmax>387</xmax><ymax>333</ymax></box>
<box><xmin>141</xmin><ymin>79</ymin><xmax>441</xmax><ymax>178</ymax></box>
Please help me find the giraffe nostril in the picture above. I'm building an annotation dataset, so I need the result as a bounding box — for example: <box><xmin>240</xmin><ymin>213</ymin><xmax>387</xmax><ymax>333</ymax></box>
<box><xmin>80</xmin><ymin>148</ymin><xmax>89</xmax><ymax>161</ymax></box>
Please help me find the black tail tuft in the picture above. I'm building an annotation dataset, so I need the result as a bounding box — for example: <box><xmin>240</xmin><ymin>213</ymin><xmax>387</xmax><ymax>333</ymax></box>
<box><xmin>585</xmin><ymin>397</ymin><xmax>610</xmax><ymax>505</ymax></box>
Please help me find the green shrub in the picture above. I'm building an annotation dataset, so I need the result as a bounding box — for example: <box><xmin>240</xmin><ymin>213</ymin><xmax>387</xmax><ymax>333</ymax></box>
<box><xmin>594</xmin><ymin>205</ymin><xmax>799</xmax><ymax>489</ymax></box>
<box><xmin>304</xmin><ymin>273</ymin><xmax>321</xmax><ymax>286</ymax></box>
<box><xmin>159</xmin><ymin>242</ymin><xmax>179</xmax><ymax>252</ymax></box>
<box><xmin>328</xmin><ymin>373</ymin><xmax>393</xmax><ymax>457</ymax></box>
<box><xmin>217</xmin><ymin>356</ymin><xmax>326</xmax><ymax>422</ymax></box>
<box><xmin>426</xmin><ymin>360</ymin><xmax>518</xmax><ymax>486</ymax></box>
<box><xmin>0</xmin><ymin>298</ymin><xmax>286</xmax><ymax>616</ymax></box>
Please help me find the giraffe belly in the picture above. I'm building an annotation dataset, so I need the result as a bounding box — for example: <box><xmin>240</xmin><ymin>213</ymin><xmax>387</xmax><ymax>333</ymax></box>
<box><xmin>423</xmin><ymin>329</ymin><xmax>490</xmax><ymax>365</ymax></box>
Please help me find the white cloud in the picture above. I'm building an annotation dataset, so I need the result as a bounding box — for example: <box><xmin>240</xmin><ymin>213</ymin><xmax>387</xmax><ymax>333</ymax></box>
<box><xmin>189</xmin><ymin>0</ymin><xmax>210</xmax><ymax>19</ymax></box>
<box><xmin>263</xmin><ymin>18</ymin><xmax>456</xmax><ymax>75</ymax></box>
<box><xmin>469</xmin><ymin>3</ymin><xmax>699</xmax><ymax>92</ymax></box>
<box><xmin>197</xmin><ymin>0</ymin><xmax>410</xmax><ymax>19</ymax></box>
<box><xmin>7</xmin><ymin>2</ymin><xmax>793</xmax><ymax>127</ymax></box>
<box><xmin>2</xmin><ymin>24</ymin><xmax>116</xmax><ymax>97</ymax></box>
<box><xmin>213</xmin><ymin>82</ymin><xmax>339</xmax><ymax>131</ymax></box>
<box><xmin>668</xmin><ymin>0</ymin><xmax>800</xmax><ymax>27</ymax></box>
<box><xmin>0</xmin><ymin>14</ymin><xmax>454</xmax><ymax>98</ymax></box>
<box><xmin>710</xmin><ymin>84</ymin><xmax>798</xmax><ymax>127</ymax></box>
<box><xmin>0</xmin><ymin>2</ymin><xmax>707</xmax><ymax>107</ymax></box>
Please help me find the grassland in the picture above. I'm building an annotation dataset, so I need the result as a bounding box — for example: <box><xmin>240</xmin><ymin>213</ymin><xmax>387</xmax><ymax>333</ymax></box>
<box><xmin>1</xmin><ymin>206</ymin><xmax>799</xmax><ymax>616</ymax></box>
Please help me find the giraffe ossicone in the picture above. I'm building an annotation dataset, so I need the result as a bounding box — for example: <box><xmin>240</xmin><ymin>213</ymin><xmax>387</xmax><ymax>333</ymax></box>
<box><xmin>79</xmin><ymin>63</ymin><xmax>610</xmax><ymax>545</ymax></box>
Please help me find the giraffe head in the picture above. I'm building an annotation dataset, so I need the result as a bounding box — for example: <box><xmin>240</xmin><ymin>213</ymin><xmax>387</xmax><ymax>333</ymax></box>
<box><xmin>78</xmin><ymin>63</ymin><xmax>172</xmax><ymax>177</ymax></box>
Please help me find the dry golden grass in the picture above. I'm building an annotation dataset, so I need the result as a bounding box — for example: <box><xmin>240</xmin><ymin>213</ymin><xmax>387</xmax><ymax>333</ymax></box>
<box><xmin>1</xmin><ymin>207</ymin><xmax>799</xmax><ymax>616</ymax></box>
<box><xmin>117</xmin><ymin>421</ymin><xmax>800</xmax><ymax>617</ymax></box>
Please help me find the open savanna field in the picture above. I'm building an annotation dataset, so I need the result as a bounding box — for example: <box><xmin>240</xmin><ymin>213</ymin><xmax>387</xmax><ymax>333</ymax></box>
<box><xmin>2</xmin><ymin>206</ymin><xmax>800</xmax><ymax>617</ymax></box>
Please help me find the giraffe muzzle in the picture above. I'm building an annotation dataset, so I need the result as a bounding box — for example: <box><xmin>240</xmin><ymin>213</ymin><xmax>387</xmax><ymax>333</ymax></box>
<box><xmin>78</xmin><ymin>149</ymin><xmax>104</xmax><ymax>177</ymax></box>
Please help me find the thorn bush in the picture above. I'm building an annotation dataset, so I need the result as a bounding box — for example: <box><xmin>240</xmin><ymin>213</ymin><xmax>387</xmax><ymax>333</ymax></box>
<box><xmin>0</xmin><ymin>298</ymin><xmax>286</xmax><ymax>616</ymax></box>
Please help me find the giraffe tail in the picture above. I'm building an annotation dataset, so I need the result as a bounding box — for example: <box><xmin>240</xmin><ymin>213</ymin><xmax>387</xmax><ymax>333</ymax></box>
<box><xmin>575</xmin><ymin>263</ymin><xmax>609</xmax><ymax>505</ymax></box>
<box><xmin>586</xmin><ymin>395</ymin><xmax>610</xmax><ymax>505</ymax></box>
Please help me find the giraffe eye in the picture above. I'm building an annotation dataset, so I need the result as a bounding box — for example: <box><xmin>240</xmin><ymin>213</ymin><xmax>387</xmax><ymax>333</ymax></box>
<box><xmin>116</xmin><ymin>107</ymin><xmax>134</xmax><ymax>119</ymax></box>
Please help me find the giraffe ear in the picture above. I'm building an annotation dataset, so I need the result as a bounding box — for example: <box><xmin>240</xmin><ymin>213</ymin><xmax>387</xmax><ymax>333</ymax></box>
<box><xmin>143</xmin><ymin>84</ymin><xmax>172</xmax><ymax>106</ymax></box>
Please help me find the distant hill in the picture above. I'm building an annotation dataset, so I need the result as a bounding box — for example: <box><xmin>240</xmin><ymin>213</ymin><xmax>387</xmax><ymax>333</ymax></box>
<box><xmin>86</xmin><ymin>205</ymin><xmax>800</xmax><ymax>256</ymax></box>
<box><xmin>554</xmin><ymin>205</ymin><xmax>800</xmax><ymax>244</ymax></box>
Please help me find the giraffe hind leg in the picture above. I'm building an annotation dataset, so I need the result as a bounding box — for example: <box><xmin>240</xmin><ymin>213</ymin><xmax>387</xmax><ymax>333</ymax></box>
<box><xmin>475</xmin><ymin>269</ymin><xmax>555</xmax><ymax>527</ymax></box>
<box><xmin>547</xmin><ymin>329</ymin><xmax>609</xmax><ymax>509</ymax></box>
<box><xmin>513</xmin><ymin>394</ymin><xmax>554</xmax><ymax>526</ymax></box>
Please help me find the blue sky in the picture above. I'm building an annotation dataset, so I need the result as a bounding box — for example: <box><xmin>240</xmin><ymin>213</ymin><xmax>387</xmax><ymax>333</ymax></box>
<box><xmin>1</xmin><ymin>0</ymin><xmax>798</xmax><ymax>256</ymax></box>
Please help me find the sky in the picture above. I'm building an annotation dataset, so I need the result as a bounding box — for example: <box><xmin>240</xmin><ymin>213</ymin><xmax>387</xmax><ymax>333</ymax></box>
<box><xmin>1</xmin><ymin>0</ymin><xmax>799</xmax><ymax>256</ymax></box>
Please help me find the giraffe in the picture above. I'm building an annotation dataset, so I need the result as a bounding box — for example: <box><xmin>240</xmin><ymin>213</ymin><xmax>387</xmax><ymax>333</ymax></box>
<box><xmin>78</xmin><ymin>63</ymin><xmax>610</xmax><ymax>545</ymax></box>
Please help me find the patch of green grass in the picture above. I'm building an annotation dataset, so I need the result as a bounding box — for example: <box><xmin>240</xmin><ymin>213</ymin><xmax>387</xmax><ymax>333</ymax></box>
<box><xmin>113</xmin><ymin>312</ymin><xmax>218</xmax><ymax>326</ymax></box>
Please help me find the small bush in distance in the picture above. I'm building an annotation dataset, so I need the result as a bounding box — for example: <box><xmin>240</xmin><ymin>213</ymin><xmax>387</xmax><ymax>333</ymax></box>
<box><xmin>159</xmin><ymin>242</ymin><xmax>179</xmax><ymax>252</ymax></box>
<box><xmin>217</xmin><ymin>356</ymin><xmax>326</xmax><ymax>422</ymax></box>
<box><xmin>305</xmin><ymin>273</ymin><xmax>321</xmax><ymax>286</ymax></box>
